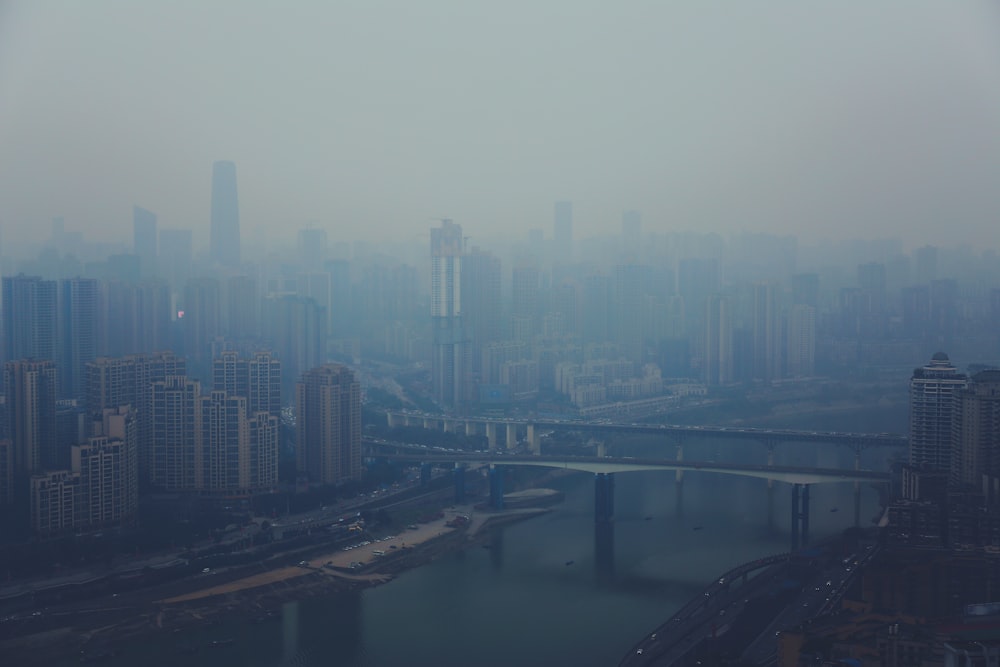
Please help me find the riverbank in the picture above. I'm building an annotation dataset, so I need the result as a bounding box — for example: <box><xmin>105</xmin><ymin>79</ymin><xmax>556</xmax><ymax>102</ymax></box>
<box><xmin>0</xmin><ymin>498</ymin><xmax>554</xmax><ymax>666</ymax></box>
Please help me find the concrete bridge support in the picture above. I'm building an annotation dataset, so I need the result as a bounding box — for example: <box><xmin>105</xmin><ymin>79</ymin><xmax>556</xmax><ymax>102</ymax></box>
<box><xmin>595</xmin><ymin>473</ymin><xmax>615</xmax><ymax>523</ymax></box>
<box><xmin>443</xmin><ymin>419</ymin><xmax>455</xmax><ymax>434</ymax></box>
<box><xmin>387</xmin><ymin>412</ymin><xmax>399</xmax><ymax>428</ymax></box>
<box><xmin>595</xmin><ymin>441</ymin><xmax>607</xmax><ymax>458</ymax></box>
<box><xmin>489</xmin><ymin>466</ymin><xmax>505</xmax><ymax>509</ymax></box>
<box><xmin>486</xmin><ymin>422</ymin><xmax>498</xmax><ymax>450</ymax></box>
<box><xmin>453</xmin><ymin>464</ymin><xmax>466</xmax><ymax>504</ymax></box>
<box><xmin>465</xmin><ymin>421</ymin><xmax>477</xmax><ymax>437</ymax></box>
<box><xmin>526</xmin><ymin>423</ymin><xmax>541</xmax><ymax>454</ymax></box>
<box><xmin>790</xmin><ymin>483</ymin><xmax>811</xmax><ymax>550</ymax></box>
<box><xmin>423</xmin><ymin>417</ymin><xmax>436</xmax><ymax>430</ymax></box>
<box><xmin>506</xmin><ymin>423</ymin><xmax>518</xmax><ymax>450</ymax></box>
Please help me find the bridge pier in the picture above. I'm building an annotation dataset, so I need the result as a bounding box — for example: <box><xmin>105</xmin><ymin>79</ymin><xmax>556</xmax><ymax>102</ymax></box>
<box><xmin>453</xmin><ymin>464</ymin><xmax>466</xmax><ymax>503</ymax></box>
<box><xmin>423</xmin><ymin>417</ymin><xmax>436</xmax><ymax>430</ymax></box>
<box><xmin>486</xmin><ymin>422</ymin><xmax>498</xmax><ymax>450</ymax></box>
<box><xmin>465</xmin><ymin>421</ymin><xmax>477</xmax><ymax>437</ymax></box>
<box><xmin>595</xmin><ymin>473</ymin><xmax>615</xmax><ymax>523</ymax></box>
<box><xmin>506</xmin><ymin>423</ymin><xmax>518</xmax><ymax>450</ymax></box>
<box><xmin>387</xmin><ymin>412</ymin><xmax>398</xmax><ymax>428</ymax></box>
<box><xmin>489</xmin><ymin>466</ymin><xmax>505</xmax><ymax>509</ymax></box>
<box><xmin>595</xmin><ymin>441</ymin><xmax>607</xmax><ymax>458</ymax></box>
<box><xmin>790</xmin><ymin>483</ymin><xmax>811</xmax><ymax>550</ymax></box>
<box><xmin>526</xmin><ymin>423</ymin><xmax>541</xmax><ymax>454</ymax></box>
<box><xmin>443</xmin><ymin>419</ymin><xmax>455</xmax><ymax>434</ymax></box>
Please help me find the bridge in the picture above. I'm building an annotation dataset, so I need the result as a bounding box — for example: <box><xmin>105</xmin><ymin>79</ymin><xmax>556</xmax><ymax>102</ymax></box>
<box><xmin>384</xmin><ymin>411</ymin><xmax>907</xmax><ymax>459</ymax></box>
<box><xmin>366</xmin><ymin>442</ymin><xmax>890</xmax><ymax>550</ymax></box>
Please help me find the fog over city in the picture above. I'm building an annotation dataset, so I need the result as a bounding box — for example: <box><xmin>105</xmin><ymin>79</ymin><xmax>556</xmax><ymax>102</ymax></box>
<box><xmin>2</xmin><ymin>1</ymin><xmax>1000</xmax><ymax>250</ymax></box>
<box><xmin>5</xmin><ymin>4</ymin><xmax>1000</xmax><ymax>667</ymax></box>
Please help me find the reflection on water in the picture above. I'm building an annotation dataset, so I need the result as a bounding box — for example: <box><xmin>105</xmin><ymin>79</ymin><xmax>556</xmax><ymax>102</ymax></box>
<box><xmin>92</xmin><ymin>432</ymin><xmax>894</xmax><ymax>667</ymax></box>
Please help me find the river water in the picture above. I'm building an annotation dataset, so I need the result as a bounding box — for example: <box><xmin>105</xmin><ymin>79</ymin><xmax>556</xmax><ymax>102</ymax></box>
<box><xmin>100</xmin><ymin>406</ymin><xmax>904</xmax><ymax>667</ymax></box>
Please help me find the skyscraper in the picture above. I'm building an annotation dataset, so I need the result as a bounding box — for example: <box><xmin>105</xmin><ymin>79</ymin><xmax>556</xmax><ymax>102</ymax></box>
<box><xmin>295</xmin><ymin>364</ymin><xmax>361</xmax><ymax>485</ymax></box>
<box><xmin>430</xmin><ymin>220</ymin><xmax>467</xmax><ymax>409</ymax></box>
<box><xmin>909</xmin><ymin>352</ymin><xmax>966</xmax><ymax>470</ymax></box>
<box><xmin>703</xmin><ymin>294</ymin><xmax>733</xmax><ymax>386</ymax></box>
<box><xmin>210</xmin><ymin>160</ymin><xmax>241</xmax><ymax>268</ymax></box>
<box><xmin>2</xmin><ymin>275</ymin><xmax>57</xmax><ymax>364</ymax></box>
<box><xmin>149</xmin><ymin>376</ymin><xmax>200</xmax><ymax>491</ymax></box>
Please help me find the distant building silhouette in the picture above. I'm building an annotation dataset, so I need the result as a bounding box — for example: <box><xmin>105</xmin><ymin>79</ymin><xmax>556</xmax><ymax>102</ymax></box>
<box><xmin>58</xmin><ymin>277</ymin><xmax>99</xmax><ymax>400</ymax></box>
<box><xmin>295</xmin><ymin>364</ymin><xmax>361</xmax><ymax>485</ymax></box>
<box><xmin>951</xmin><ymin>370</ymin><xmax>1000</xmax><ymax>497</ymax></box>
<box><xmin>430</xmin><ymin>220</ymin><xmax>468</xmax><ymax>410</ymax></box>
<box><xmin>209</xmin><ymin>160</ymin><xmax>241</xmax><ymax>268</ymax></box>
<box><xmin>553</xmin><ymin>201</ymin><xmax>573</xmax><ymax>263</ymax></box>
<box><xmin>132</xmin><ymin>206</ymin><xmax>157</xmax><ymax>275</ymax></box>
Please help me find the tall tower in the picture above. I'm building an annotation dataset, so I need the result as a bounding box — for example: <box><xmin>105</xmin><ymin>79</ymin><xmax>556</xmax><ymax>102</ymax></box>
<box><xmin>751</xmin><ymin>283</ymin><xmax>781</xmax><ymax>381</ymax></box>
<box><xmin>909</xmin><ymin>352</ymin><xmax>966</xmax><ymax>470</ymax></box>
<box><xmin>430</xmin><ymin>220</ymin><xmax>467</xmax><ymax>409</ymax></box>
<box><xmin>2</xmin><ymin>275</ymin><xmax>57</xmax><ymax>364</ymax></box>
<box><xmin>703</xmin><ymin>294</ymin><xmax>733</xmax><ymax>386</ymax></box>
<box><xmin>210</xmin><ymin>160</ymin><xmax>241</xmax><ymax>268</ymax></box>
<box><xmin>460</xmin><ymin>247</ymin><xmax>502</xmax><ymax>382</ymax></box>
<box><xmin>295</xmin><ymin>364</ymin><xmax>361</xmax><ymax>485</ymax></box>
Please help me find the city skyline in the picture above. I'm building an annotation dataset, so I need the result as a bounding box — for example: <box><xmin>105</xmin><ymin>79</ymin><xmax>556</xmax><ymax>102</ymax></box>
<box><xmin>2</xmin><ymin>2</ymin><xmax>1000</xmax><ymax>251</ymax></box>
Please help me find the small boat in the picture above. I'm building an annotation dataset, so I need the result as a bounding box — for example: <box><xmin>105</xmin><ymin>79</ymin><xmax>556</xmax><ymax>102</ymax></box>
<box><xmin>830</xmin><ymin>508</ymin><xmax>839</xmax><ymax>513</ymax></box>
<box><xmin>644</xmin><ymin>516</ymin><xmax>653</xmax><ymax>521</ymax></box>
<box><xmin>692</xmin><ymin>526</ymin><xmax>704</xmax><ymax>531</ymax></box>
<box><xmin>209</xmin><ymin>639</ymin><xmax>235</xmax><ymax>648</ymax></box>
<box><xmin>565</xmin><ymin>560</ymin><xmax>575</xmax><ymax>566</ymax></box>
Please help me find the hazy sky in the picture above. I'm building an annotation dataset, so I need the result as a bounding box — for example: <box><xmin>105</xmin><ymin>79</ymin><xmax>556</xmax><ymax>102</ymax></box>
<box><xmin>2</xmin><ymin>1</ymin><xmax>1000</xmax><ymax>252</ymax></box>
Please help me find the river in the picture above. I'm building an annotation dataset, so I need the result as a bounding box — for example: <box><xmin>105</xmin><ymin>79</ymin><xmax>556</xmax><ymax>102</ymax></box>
<box><xmin>92</xmin><ymin>405</ymin><xmax>901</xmax><ymax>667</ymax></box>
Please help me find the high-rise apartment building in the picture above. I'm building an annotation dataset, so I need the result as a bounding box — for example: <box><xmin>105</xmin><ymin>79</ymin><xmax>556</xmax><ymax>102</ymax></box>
<box><xmin>460</xmin><ymin>247</ymin><xmax>502</xmax><ymax>380</ymax></box>
<box><xmin>2</xmin><ymin>275</ymin><xmax>57</xmax><ymax>364</ymax></box>
<box><xmin>210</xmin><ymin>160</ymin><xmax>241</xmax><ymax>268</ymax></box>
<box><xmin>703</xmin><ymin>294</ymin><xmax>733</xmax><ymax>386</ymax></box>
<box><xmin>909</xmin><ymin>352</ymin><xmax>966</xmax><ymax>470</ymax></box>
<box><xmin>430</xmin><ymin>220</ymin><xmax>467</xmax><ymax>409</ymax></box>
<box><xmin>149</xmin><ymin>376</ymin><xmax>201</xmax><ymax>491</ymax></box>
<box><xmin>73</xmin><ymin>406</ymin><xmax>138</xmax><ymax>529</ymax></box>
<box><xmin>182</xmin><ymin>277</ymin><xmax>222</xmax><ymax>375</ymax></box>
<box><xmin>101</xmin><ymin>280</ymin><xmax>173</xmax><ymax>357</ymax></box>
<box><xmin>751</xmin><ymin>283</ymin><xmax>782</xmax><ymax>381</ymax></box>
<box><xmin>295</xmin><ymin>364</ymin><xmax>361</xmax><ymax>485</ymax></box>
<box><xmin>86</xmin><ymin>352</ymin><xmax>186</xmax><ymax>482</ymax></box>
<box><xmin>225</xmin><ymin>275</ymin><xmax>260</xmax><ymax>340</ymax></box>
<box><xmin>4</xmin><ymin>359</ymin><xmax>58</xmax><ymax>473</ymax></box>
<box><xmin>58</xmin><ymin>277</ymin><xmax>99</xmax><ymax>400</ymax></box>
<box><xmin>951</xmin><ymin>370</ymin><xmax>1000</xmax><ymax>496</ymax></box>
<box><xmin>786</xmin><ymin>304</ymin><xmax>816</xmax><ymax>378</ymax></box>
<box><xmin>212</xmin><ymin>350</ymin><xmax>281</xmax><ymax>418</ymax></box>
<box><xmin>262</xmin><ymin>294</ymin><xmax>326</xmax><ymax>397</ymax></box>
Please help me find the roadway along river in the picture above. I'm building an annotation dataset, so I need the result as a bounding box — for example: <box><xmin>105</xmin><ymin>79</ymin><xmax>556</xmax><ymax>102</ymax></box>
<box><xmin>87</xmin><ymin>425</ymin><xmax>893</xmax><ymax>667</ymax></box>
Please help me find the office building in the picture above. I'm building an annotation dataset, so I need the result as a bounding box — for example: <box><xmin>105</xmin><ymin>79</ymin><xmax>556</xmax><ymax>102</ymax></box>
<box><xmin>2</xmin><ymin>275</ymin><xmax>57</xmax><ymax>364</ymax></box>
<box><xmin>209</xmin><ymin>160</ymin><xmax>241</xmax><ymax>268</ymax></box>
<box><xmin>295</xmin><ymin>364</ymin><xmax>361</xmax><ymax>485</ymax></box>
<box><xmin>430</xmin><ymin>220</ymin><xmax>467</xmax><ymax>409</ymax></box>
<box><xmin>909</xmin><ymin>352</ymin><xmax>966</xmax><ymax>471</ymax></box>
